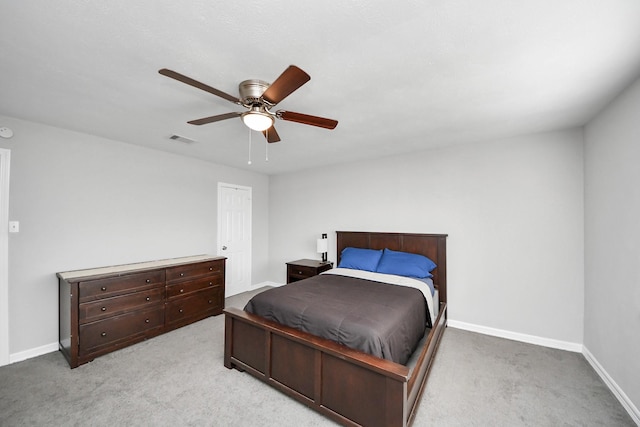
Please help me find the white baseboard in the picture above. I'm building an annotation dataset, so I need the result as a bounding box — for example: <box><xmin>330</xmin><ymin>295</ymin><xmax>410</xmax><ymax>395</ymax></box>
<box><xmin>447</xmin><ymin>319</ymin><xmax>583</xmax><ymax>352</ymax></box>
<box><xmin>10</xmin><ymin>341</ymin><xmax>58</xmax><ymax>364</ymax></box>
<box><xmin>583</xmin><ymin>346</ymin><xmax>640</xmax><ymax>425</ymax></box>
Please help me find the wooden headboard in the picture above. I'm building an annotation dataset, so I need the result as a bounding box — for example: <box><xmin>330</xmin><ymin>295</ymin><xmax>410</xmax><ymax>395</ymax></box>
<box><xmin>336</xmin><ymin>231</ymin><xmax>448</xmax><ymax>304</ymax></box>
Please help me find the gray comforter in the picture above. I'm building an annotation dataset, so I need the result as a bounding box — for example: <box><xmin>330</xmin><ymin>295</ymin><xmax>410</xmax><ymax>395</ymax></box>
<box><xmin>244</xmin><ymin>273</ymin><xmax>428</xmax><ymax>365</ymax></box>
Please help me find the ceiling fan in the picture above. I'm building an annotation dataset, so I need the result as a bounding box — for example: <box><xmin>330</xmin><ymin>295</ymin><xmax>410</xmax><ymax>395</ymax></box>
<box><xmin>159</xmin><ymin>65</ymin><xmax>338</xmax><ymax>143</ymax></box>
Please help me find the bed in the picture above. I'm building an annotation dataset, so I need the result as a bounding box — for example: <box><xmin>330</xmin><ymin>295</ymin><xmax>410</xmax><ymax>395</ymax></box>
<box><xmin>223</xmin><ymin>231</ymin><xmax>448</xmax><ymax>427</ymax></box>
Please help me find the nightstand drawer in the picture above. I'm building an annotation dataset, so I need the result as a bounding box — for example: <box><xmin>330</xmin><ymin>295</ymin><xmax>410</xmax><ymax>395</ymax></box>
<box><xmin>288</xmin><ymin>265</ymin><xmax>317</xmax><ymax>279</ymax></box>
<box><xmin>286</xmin><ymin>259</ymin><xmax>333</xmax><ymax>283</ymax></box>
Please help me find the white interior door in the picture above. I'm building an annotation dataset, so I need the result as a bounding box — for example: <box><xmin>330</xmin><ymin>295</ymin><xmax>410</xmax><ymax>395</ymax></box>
<box><xmin>0</xmin><ymin>148</ymin><xmax>11</xmax><ymax>366</ymax></box>
<box><xmin>217</xmin><ymin>183</ymin><xmax>252</xmax><ymax>297</ymax></box>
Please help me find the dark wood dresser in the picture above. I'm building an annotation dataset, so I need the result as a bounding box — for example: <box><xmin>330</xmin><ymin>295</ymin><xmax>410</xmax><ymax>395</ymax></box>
<box><xmin>58</xmin><ymin>255</ymin><xmax>225</xmax><ymax>368</ymax></box>
<box><xmin>286</xmin><ymin>259</ymin><xmax>333</xmax><ymax>283</ymax></box>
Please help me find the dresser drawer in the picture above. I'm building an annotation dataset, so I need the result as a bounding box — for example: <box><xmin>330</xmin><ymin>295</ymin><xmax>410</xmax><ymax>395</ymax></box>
<box><xmin>165</xmin><ymin>287</ymin><xmax>222</xmax><ymax>323</ymax></box>
<box><xmin>79</xmin><ymin>287</ymin><xmax>164</xmax><ymax>324</ymax></box>
<box><xmin>79</xmin><ymin>306</ymin><xmax>164</xmax><ymax>354</ymax></box>
<box><xmin>166</xmin><ymin>260</ymin><xmax>224</xmax><ymax>283</ymax></box>
<box><xmin>79</xmin><ymin>270</ymin><xmax>165</xmax><ymax>302</ymax></box>
<box><xmin>166</xmin><ymin>276</ymin><xmax>222</xmax><ymax>299</ymax></box>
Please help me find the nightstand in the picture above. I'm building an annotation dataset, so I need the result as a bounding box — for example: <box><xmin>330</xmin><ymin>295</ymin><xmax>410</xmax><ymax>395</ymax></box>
<box><xmin>286</xmin><ymin>259</ymin><xmax>333</xmax><ymax>283</ymax></box>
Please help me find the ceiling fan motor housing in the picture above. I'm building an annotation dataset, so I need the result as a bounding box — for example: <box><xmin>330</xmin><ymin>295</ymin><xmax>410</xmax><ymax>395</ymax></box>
<box><xmin>239</xmin><ymin>79</ymin><xmax>271</xmax><ymax>105</ymax></box>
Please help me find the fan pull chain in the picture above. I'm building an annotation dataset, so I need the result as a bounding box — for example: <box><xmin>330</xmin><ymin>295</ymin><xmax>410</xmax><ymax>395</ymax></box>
<box><xmin>247</xmin><ymin>128</ymin><xmax>252</xmax><ymax>165</ymax></box>
<box><xmin>265</xmin><ymin>129</ymin><xmax>269</xmax><ymax>162</ymax></box>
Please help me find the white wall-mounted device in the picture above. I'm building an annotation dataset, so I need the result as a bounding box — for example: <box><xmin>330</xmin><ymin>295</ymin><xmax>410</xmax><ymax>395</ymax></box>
<box><xmin>0</xmin><ymin>127</ymin><xmax>13</xmax><ymax>139</ymax></box>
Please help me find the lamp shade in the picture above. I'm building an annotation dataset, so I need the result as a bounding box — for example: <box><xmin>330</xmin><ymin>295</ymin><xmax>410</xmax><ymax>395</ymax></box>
<box><xmin>316</xmin><ymin>238</ymin><xmax>328</xmax><ymax>254</ymax></box>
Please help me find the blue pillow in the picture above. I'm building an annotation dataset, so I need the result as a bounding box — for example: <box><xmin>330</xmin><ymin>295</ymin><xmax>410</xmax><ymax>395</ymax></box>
<box><xmin>376</xmin><ymin>248</ymin><xmax>437</xmax><ymax>279</ymax></box>
<box><xmin>338</xmin><ymin>247</ymin><xmax>383</xmax><ymax>272</ymax></box>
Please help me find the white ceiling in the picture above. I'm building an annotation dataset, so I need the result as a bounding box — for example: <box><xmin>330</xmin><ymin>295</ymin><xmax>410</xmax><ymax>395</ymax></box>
<box><xmin>1</xmin><ymin>1</ymin><xmax>640</xmax><ymax>175</ymax></box>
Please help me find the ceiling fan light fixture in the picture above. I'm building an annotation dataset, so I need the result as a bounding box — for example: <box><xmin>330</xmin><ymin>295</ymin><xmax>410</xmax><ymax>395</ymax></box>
<box><xmin>242</xmin><ymin>108</ymin><xmax>274</xmax><ymax>132</ymax></box>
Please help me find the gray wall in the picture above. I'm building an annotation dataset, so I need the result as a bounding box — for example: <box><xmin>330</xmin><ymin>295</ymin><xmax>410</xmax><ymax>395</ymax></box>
<box><xmin>4</xmin><ymin>78</ymin><xmax>638</xmax><ymax>414</ymax></box>
<box><xmin>584</xmin><ymin>75</ymin><xmax>640</xmax><ymax>410</ymax></box>
<box><xmin>269</xmin><ymin>129</ymin><xmax>585</xmax><ymax>345</ymax></box>
<box><xmin>1</xmin><ymin>115</ymin><xmax>269</xmax><ymax>355</ymax></box>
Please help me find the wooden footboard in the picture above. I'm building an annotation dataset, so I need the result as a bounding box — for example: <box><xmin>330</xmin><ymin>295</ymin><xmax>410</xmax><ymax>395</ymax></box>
<box><xmin>224</xmin><ymin>303</ymin><xmax>447</xmax><ymax>427</ymax></box>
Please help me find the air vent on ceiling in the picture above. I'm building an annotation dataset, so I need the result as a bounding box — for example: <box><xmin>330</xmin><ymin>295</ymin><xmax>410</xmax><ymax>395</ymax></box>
<box><xmin>169</xmin><ymin>134</ymin><xmax>195</xmax><ymax>144</ymax></box>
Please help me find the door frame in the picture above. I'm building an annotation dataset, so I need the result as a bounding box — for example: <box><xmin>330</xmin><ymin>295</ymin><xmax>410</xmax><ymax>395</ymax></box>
<box><xmin>217</xmin><ymin>182</ymin><xmax>252</xmax><ymax>295</ymax></box>
<box><xmin>0</xmin><ymin>148</ymin><xmax>11</xmax><ymax>366</ymax></box>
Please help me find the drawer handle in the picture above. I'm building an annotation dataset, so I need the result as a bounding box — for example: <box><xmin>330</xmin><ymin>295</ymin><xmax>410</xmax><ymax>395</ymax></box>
<box><xmin>145</xmin><ymin>297</ymin><xmax>151</xmax><ymax>301</ymax></box>
<box><xmin>101</xmin><ymin>332</ymin><xmax>107</xmax><ymax>337</ymax></box>
<box><xmin>101</xmin><ymin>286</ymin><xmax>107</xmax><ymax>291</ymax></box>
<box><xmin>298</xmin><ymin>271</ymin><xmax>303</xmax><ymax>275</ymax></box>
<box><xmin>209</xmin><ymin>282</ymin><xmax>212</xmax><ymax>285</ymax></box>
<box><xmin>145</xmin><ymin>279</ymin><xmax>151</xmax><ymax>283</ymax></box>
<box><xmin>179</xmin><ymin>309</ymin><xmax>183</xmax><ymax>313</ymax></box>
<box><xmin>208</xmin><ymin>300</ymin><xmax>212</xmax><ymax>304</ymax></box>
<box><xmin>145</xmin><ymin>319</ymin><xmax>150</xmax><ymax>323</ymax></box>
<box><xmin>179</xmin><ymin>289</ymin><xmax>184</xmax><ymax>293</ymax></box>
<box><xmin>101</xmin><ymin>307</ymin><xmax>107</xmax><ymax>312</ymax></box>
<box><xmin>180</xmin><ymin>273</ymin><xmax>185</xmax><ymax>277</ymax></box>
<box><xmin>209</xmin><ymin>267</ymin><xmax>213</xmax><ymax>271</ymax></box>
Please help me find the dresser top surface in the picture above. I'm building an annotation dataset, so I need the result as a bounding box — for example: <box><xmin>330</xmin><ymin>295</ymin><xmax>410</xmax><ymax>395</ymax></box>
<box><xmin>57</xmin><ymin>255</ymin><xmax>224</xmax><ymax>281</ymax></box>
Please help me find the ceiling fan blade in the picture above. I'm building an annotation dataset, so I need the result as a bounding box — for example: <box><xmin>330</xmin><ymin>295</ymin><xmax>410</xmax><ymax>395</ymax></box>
<box><xmin>188</xmin><ymin>112</ymin><xmax>241</xmax><ymax>125</ymax></box>
<box><xmin>262</xmin><ymin>126</ymin><xmax>281</xmax><ymax>143</ymax></box>
<box><xmin>261</xmin><ymin>65</ymin><xmax>310</xmax><ymax>105</ymax></box>
<box><xmin>278</xmin><ymin>111</ymin><xmax>338</xmax><ymax>129</ymax></box>
<box><xmin>159</xmin><ymin>68</ymin><xmax>241</xmax><ymax>104</ymax></box>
